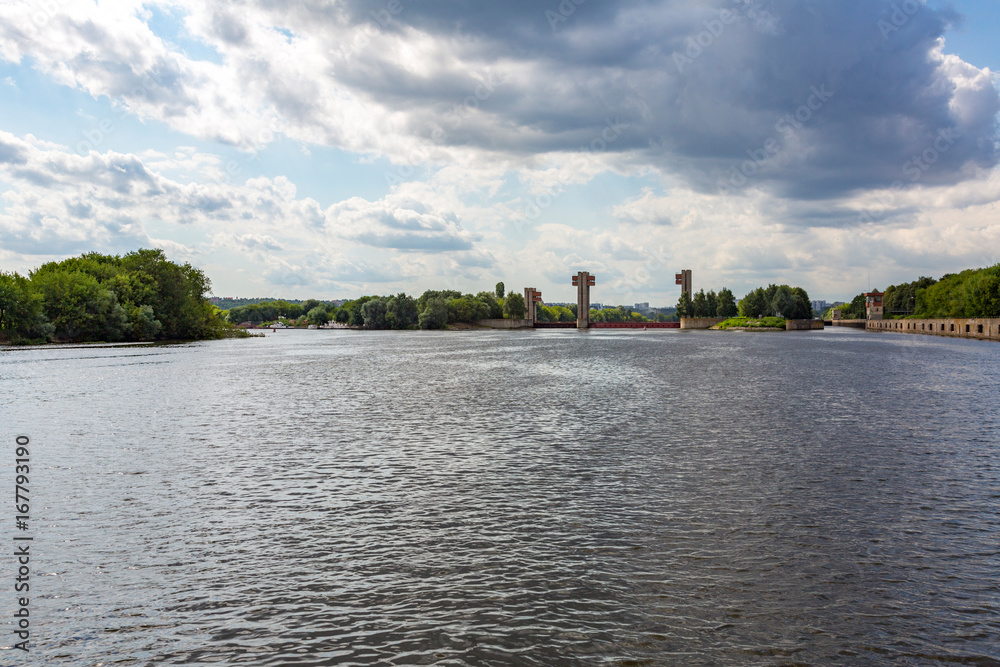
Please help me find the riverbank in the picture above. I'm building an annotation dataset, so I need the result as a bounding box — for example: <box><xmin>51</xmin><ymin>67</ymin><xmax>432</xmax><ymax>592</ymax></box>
<box><xmin>868</xmin><ymin>317</ymin><xmax>1000</xmax><ymax>342</ymax></box>
<box><xmin>712</xmin><ymin>317</ymin><xmax>786</xmax><ymax>330</ymax></box>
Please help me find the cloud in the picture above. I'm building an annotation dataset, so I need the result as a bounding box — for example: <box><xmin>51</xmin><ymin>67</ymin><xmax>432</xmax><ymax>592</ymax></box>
<box><xmin>0</xmin><ymin>130</ymin><xmax>494</xmax><ymax>292</ymax></box>
<box><xmin>1</xmin><ymin>0</ymin><xmax>994</xmax><ymax>201</ymax></box>
<box><xmin>327</xmin><ymin>196</ymin><xmax>479</xmax><ymax>252</ymax></box>
<box><xmin>2</xmin><ymin>0</ymin><xmax>1000</xmax><ymax>302</ymax></box>
<box><xmin>0</xmin><ymin>136</ymin><xmax>27</xmax><ymax>165</ymax></box>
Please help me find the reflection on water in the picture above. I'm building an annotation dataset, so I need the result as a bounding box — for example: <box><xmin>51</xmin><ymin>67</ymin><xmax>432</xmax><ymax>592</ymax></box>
<box><xmin>2</xmin><ymin>328</ymin><xmax>998</xmax><ymax>664</ymax></box>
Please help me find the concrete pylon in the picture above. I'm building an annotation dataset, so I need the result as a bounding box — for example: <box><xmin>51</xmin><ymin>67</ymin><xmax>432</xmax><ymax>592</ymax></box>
<box><xmin>674</xmin><ymin>269</ymin><xmax>692</xmax><ymax>296</ymax></box>
<box><xmin>572</xmin><ymin>271</ymin><xmax>595</xmax><ymax>329</ymax></box>
<box><xmin>524</xmin><ymin>287</ymin><xmax>542</xmax><ymax>326</ymax></box>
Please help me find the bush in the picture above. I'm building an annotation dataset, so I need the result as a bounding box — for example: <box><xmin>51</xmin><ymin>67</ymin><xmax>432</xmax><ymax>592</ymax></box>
<box><xmin>716</xmin><ymin>316</ymin><xmax>786</xmax><ymax>329</ymax></box>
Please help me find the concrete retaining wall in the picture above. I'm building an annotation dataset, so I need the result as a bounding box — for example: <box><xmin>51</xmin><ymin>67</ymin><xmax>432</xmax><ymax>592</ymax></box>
<box><xmin>831</xmin><ymin>319</ymin><xmax>867</xmax><ymax>328</ymax></box>
<box><xmin>868</xmin><ymin>317</ymin><xmax>1000</xmax><ymax>342</ymax></box>
<box><xmin>591</xmin><ymin>322</ymin><xmax>680</xmax><ymax>329</ymax></box>
<box><xmin>680</xmin><ymin>317</ymin><xmax>728</xmax><ymax>330</ymax></box>
<box><xmin>786</xmin><ymin>319</ymin><xmax>825</xmax><ymax>331</ymax></box>
<box><xmin>476</xmin><ymin>319</ymin><xmax>532</xmax><ymax>329</ymax></box>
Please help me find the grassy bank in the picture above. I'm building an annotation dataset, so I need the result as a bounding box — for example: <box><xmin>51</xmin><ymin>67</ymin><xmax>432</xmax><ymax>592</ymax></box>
<box><xmin>713</xmin><ymin>316</ymin><xmax>786</xmax><ymax>330</ymax></box>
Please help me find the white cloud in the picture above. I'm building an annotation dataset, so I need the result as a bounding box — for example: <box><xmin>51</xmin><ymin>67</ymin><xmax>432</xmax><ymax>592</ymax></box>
<box><xmin>0</xmin><ymin>130</ymin><xmax>497</xmax><ymax>293</ymax></box>
<box><xmin>2</xmin><ymin>1</ymin><xmax>994</xmax><ymax>196</ymax></box>
<box><xmin>1</xmin><ymin>0</ymin><xmax>999</xmax><ymax>302</ymax></box>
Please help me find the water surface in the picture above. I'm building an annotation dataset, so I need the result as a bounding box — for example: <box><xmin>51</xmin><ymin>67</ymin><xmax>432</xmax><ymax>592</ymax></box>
<box><xmin>1</xmin><ymin>328</ymin><xmax>998</xmax><ymax>664</ymax></box>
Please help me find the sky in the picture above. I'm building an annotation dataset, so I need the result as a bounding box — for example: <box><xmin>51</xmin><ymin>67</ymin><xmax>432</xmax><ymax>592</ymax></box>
<box><xmin>1</xmin><ymin>0</ymin><xmax>999</xmax><ymax>306</ymax></box>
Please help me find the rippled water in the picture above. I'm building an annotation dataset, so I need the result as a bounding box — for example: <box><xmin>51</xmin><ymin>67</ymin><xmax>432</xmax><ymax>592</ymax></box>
<box><xmin>1</xmin><ymin>327</ymin><xmax>998</xmax><ymax>665</ymax></box>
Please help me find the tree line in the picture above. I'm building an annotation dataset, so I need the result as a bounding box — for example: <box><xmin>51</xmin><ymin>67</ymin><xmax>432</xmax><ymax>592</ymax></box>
<box><xmin>226</xmin><ymin>283</ymin><xmax>527</xmax><ymax>330</ymax></box>
<box><xmin>737</xmin><ymin>285</ymin><xmax>813</xmax><ymax>320</ymax></box>
<box><xmin>838</xmin><ymin>264</ymin><xmax>1000</xmax><ymax>319</ymax></box>
<box><xmin>0</xmin><ymin>249</ymin><xmax>245</xmax><ymax>344</ymax></box>
<box><xmin>226</xmin><ymin>290</ymin><xmax>687</xmax><ymax>329</ymax></box>
<box><xmin>675</xmin><ymin>288</ymin><xmax>739</xmax><ymax>319</ymax></box>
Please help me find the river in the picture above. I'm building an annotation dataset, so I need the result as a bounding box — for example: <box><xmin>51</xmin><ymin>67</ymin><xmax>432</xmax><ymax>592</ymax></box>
<box><xmin>1</xmin><ymin>327</ymin><xmax>998</xmax><ymax>665</ymax></box>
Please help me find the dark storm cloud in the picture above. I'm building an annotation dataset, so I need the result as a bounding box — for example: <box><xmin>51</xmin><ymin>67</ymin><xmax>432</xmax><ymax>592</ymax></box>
<box><xmin>327</xmin><ymin>0</ymin><xmax>998</xmax><ymax>199</ymax></box>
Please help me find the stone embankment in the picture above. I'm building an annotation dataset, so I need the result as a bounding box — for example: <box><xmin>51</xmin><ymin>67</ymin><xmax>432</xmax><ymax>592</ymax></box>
<box><xmin>785</xmin><ymin>319</ymin><xmax>824</xmax><ymax>331</ymax></box>
<box><xmin>868</xmin><ymin>318</ymin><xmax>1000</xmax><ymax>342</ymax></box>
<box><xmin>680</xmin><ymin>317</ymin><xmax>728</xmax><ymax>329</ymax></box>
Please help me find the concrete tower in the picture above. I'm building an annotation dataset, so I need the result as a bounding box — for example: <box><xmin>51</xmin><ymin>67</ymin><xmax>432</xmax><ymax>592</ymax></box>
<box><xmin>524</xmin><ymin>287</ymin><xmax>542</xmax><ymax>326</ymax></box>
<box><xmin>675</xmin><ymin>269</ymin><xmax>692</xmax><ymax>296</ymax></box>
<box><xmin>572</xmin><ymin>271</ymin><xmax>595</xmax><ymax>329</ymax></box>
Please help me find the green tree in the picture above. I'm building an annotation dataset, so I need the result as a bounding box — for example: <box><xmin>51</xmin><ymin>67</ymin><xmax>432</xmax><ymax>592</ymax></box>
<box><xmin>345</xmin><ymin>297</ymin><xmax>373</xmax><ymax>326</ymax></box>
<box><xmin>117</xmin><ymin>248</ymin><xmax>216</xmax><ymax>339</ymax></box>
<box><xmin>503</xmin><ymin>292</ymin><xmax>526</xmax><ymax>319</ymax></box>
<box><xmin>129</xmin><ymin>304</ymin><xmax>163</xmax><ymax>339</ymax></box>
<box><xmin>789</xmin><ymin>287</ymin><xmax>813</xmax><ymax>319</ymax></box>
<box><xmin>30</xmin><ymin>270</ymin><xmax>127</xmax><ymax>341</ymax></box>
<box><xmin>495</xmin><ymin>282</ymin><xmax>505</xmax><ymax>300</ymax></box>
<box><xmin>418</xmin><ymin>290</ymin><xmax>462</xmax><ymax>312</ymax></box>
<box><xmin>0</xmin><ymin>272</ymin><xmax>53</xmax><ymax>342</ymax></box>
<box><xmin>360</xmin><ymin>297</ymin><xmax>388</xmax><ymax>329</ymax></box>
<box><xmin>676</xmin><ymin>291</ymin><xmax>693</xmax><ymax>318</ymax></box>
<box><xmin>841</xmin><ymin>293</ymin><xmax>866</xmax><ymax>319</ymax></box>
<box><xmin>738</xmin><ymin>288</ymin><xmax>767</xmax><ymax>318</ymax></box>
<box><xmin>475</xmin><ymin>291</ymin><xmax>503</xmax><ymax>318</ymax></box>
<box><xmin>386</xmin><ymin>293</ymin><xmax>419</xmax><ymax>329</ymax></box>
<box><xmin>913</xmin><ymin>266</ymin><xmax>1000</xmax><ymax>318</ymax></box>
<box><xmin>300</xmin><ymin>299</ymin><xmax>322</xmax><ymax>315</ymax></box>
<box><xmin>21</xmin><ymin>248</ymin><xmax>250</xmax><ymax>341</ymax></box>
<box><xmin>692</xmin><ymin>289</ymin><xmax>709</xmax><ymax>317</ymax></box>
<box><xmin>965</xmin><ymin>269</ymin><xmax>1000</xmax><ymax>316</ymax></box>
<box><xmin>418</xmin><ymin>297</ymin><xmax>448</xmax><ymax>329</ymax></box>
<box><xmin>446</xmin><ymin>295</ymin><xmax>490</xmax><ymax>323</ymax></box>
<box><xmin>770</xmin><ymin>286</ymin><xmax>793</xmax><ymax>317</ymax></box>
<box><xmin>549</xmin><ymin>305</ymin><xmax>575</xmax><ymax>322</ymax></box>
<box><xmin>716</xmin><ymin>287</ymin><xmax>738</xmax><ymax>317</ymax></box>
<box><xmin>307</xmin><ymin>306</ymin><xmax>330</xmax><ymax>325</ymax></box>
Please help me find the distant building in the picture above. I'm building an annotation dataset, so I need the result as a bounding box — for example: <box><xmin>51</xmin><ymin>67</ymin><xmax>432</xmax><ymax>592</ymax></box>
<box><xmin>865</xmin><ymin>291</ymin><xmax>884</xmax><ymax>321</ymax></box>
<box><xmin>634</xmin><ymin>302</ymin><xmax>650</xmax><ymax>311</ymax></box>
<box><xmin>811</xmin><ymin>300</ymin><xmax>829</xmax><ymax>313</ymax></box>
